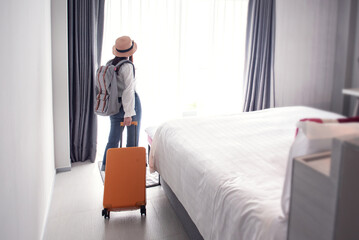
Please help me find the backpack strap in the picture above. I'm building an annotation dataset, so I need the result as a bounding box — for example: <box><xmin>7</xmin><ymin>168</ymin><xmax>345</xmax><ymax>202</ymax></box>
<box><xmin>114</xmin><ymin>60</ymin><xmax>135</xmax><ymax>77</ymax></box>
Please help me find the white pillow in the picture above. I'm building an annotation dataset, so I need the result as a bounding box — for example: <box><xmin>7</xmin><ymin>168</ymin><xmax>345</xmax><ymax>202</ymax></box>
<box><xmin>281</xmin><ymin>120</ymin><xmax>359</xmax><ymax>219</ymax></box>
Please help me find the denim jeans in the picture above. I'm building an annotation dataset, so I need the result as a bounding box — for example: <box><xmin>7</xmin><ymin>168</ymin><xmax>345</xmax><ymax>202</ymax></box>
<box><xmin>101</xmin><ymin>93</ymin><xmax>142</xmax><ymax>170</ymax></box>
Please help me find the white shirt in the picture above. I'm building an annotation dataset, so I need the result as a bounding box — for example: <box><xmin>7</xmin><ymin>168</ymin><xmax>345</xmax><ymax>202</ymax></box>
<box><xmin>116</xmin><ymin>63</ymin><xmax>136</xmax><ymax>118</ymax></box>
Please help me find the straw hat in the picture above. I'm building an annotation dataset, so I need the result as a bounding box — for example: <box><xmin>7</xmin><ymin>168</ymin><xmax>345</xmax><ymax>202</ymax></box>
<box><xmin>112</xmin><ymin>36</ymin><xmax>137</xmax><ymax>57</ymax></box>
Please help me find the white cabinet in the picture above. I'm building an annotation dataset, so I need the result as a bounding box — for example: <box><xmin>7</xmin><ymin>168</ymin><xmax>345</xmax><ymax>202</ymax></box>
<box><xmin>288</xmin><ymin>135</ymin><xmax>359</xmax><ymax>240</ymax></box>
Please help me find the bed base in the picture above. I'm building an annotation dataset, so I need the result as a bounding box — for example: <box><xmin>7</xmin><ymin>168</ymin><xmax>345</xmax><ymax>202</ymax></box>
<box><xmin>161</xmin><ymin>179</ymin><xmax>204</xmax><ymax>240</ymax></box>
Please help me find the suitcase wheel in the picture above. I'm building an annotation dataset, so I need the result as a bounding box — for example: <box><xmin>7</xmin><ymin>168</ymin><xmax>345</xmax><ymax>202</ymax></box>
<box><xmin>102</xmin><ymin>208</ymin><xmax>110</xmax><ymax>219</ymax></box>
<box><xmin>140</xmin><ymin>205</ymin><xmax>146</xmax><ymax>216</ymax></box>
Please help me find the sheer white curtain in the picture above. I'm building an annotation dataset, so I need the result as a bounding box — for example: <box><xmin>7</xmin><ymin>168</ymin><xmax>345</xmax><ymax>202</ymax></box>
<box><xmin>100</xmin><ymin>0</ymin><xmax>248</xmax><ymax>127</ymax></box>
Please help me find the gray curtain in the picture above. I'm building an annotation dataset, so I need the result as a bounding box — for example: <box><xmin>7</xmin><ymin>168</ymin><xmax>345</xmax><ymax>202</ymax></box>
<box><xmin>68</xmin><ymin>0</ymin><xmax>105</xmax><ymax>162</ymax></box>
<box><xmin>243</xmin><ymin>0</ymin><xmax>276</xmax><ymax>112</ymax></box>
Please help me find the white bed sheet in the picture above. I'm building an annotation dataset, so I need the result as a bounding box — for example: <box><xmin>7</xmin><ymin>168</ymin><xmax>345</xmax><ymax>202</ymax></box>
<box><xmin>149</xmin><ymin>106</ymin><xmax>343</xmax><ymax>240</ymax></box>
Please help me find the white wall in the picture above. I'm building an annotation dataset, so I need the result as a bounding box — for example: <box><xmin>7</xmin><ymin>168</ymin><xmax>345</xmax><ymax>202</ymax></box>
<box><xmin>275</xmin><ymin>0</ymin><xmax>359</xmax><ymax>115</ymax></box>
<box><xmin>0</xmin><ymin>0</ymin><xmax>56</xmax><ymax>239</ymax></box>
<box><xmin>275</xmin><ymin>0</ymin><xmax>339</xmax><ymax>110</ymax></box>
<box><xmin>51</xmin><ymin>0</ymin><xmax>71</xmax><ymax>171</ymax></box>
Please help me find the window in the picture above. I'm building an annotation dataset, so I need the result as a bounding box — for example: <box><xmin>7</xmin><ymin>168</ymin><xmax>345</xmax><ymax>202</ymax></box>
<box><xmin>101</xmin><ymin>0</ymin><xmax>248</xmax><ymax>124</ymax></box>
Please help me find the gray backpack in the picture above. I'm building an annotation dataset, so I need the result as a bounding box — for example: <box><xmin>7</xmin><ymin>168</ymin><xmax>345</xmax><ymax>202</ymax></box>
<box><xmin>94</xmin><ymin>60</ymin><xmax>134</xmax><ymax>116</ymax></box>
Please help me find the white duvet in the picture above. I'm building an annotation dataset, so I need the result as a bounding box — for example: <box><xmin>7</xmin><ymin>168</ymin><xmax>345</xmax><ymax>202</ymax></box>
<box><xmin>149</xmin><ymin>106</ymin><xmax>343</xmax><ymax>240</ymax></box>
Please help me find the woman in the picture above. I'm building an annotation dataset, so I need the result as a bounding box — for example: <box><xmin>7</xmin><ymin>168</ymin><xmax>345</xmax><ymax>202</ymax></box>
<box><xmin>101</xmin><ymin>36</ymin><xmax>142</xmax><ymax>171</ymax></box>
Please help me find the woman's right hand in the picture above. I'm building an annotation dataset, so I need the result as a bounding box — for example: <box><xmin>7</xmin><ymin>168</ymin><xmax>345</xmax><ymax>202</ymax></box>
<box><xmin>123</xmin><ymin>117</ymin><xmax>132</xmax><ymax>126</ymax></box>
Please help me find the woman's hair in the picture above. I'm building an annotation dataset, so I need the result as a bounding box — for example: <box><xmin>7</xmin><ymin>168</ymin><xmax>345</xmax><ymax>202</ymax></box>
<box><xmin>112</xmin><ymin>55</ymin><xmax>134</xmax><ymax>66</ymax></box>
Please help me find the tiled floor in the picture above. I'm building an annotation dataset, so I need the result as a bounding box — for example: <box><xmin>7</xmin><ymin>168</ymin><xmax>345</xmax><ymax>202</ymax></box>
<box><xmin>43</xmin><ymin>161</ymin><xmax>189</xmax><ymax>240</ymax></box>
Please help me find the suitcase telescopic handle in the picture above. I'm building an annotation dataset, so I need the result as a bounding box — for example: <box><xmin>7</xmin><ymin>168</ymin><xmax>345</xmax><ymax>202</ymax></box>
<box><xmin>119</xmin><ymin>121</ymin><xmax>138</xmax><ymax>148</ymax></box>
<box><xmin>120</xmin><ymin>121</ymin><xmax>138</xmax><ymax>126</ymax></box>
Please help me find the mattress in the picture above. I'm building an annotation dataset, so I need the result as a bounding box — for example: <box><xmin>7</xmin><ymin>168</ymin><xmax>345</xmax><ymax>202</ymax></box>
<box><xmin>149</xmin><ymin>106</ymin><xmax>343</xmax><ymax>240</ymax></box>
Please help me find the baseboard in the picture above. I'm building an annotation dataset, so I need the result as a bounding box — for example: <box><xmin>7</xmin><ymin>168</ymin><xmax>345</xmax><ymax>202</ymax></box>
<box><xmin>56</xmin><ymin>166</ymin><xmax>71</xmax><ymax>173</ymax></box>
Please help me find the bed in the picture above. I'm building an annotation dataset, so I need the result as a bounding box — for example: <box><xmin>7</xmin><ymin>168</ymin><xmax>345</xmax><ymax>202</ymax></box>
<box><xmin>148</xmin><ymin>106</ymin><xmax>344</xmax><ymax>240</ymax></box>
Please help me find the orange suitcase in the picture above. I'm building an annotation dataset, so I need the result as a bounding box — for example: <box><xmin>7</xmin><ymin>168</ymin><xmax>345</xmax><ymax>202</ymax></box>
<box><xmin>102</xmin><ymin>122</ymin><xmax>146</xmax><ymax>219</ymax></box>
